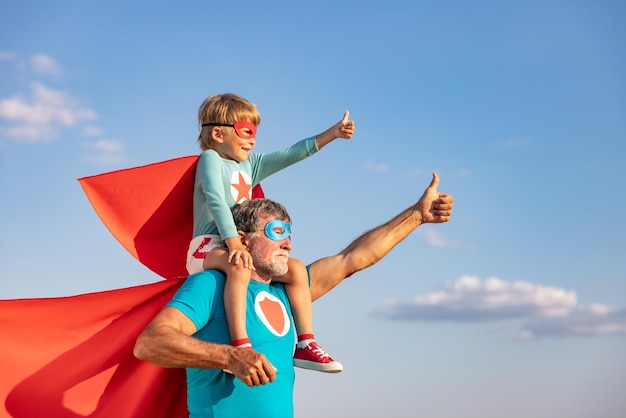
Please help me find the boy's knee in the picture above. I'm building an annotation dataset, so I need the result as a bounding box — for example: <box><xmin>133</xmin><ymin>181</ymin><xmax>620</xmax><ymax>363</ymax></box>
<box><xmin>289</xmin><ymin>258</ymin><xmax>306</xmax><ymax>269</ymax></box>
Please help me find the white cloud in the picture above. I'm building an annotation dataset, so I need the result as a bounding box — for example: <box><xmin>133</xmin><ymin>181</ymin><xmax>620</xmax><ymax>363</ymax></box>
<box><xmin>30</xmin><ymin>54</ymin><xmax>61</xmax><ymax>75</ymax></box>
<box><xmin>375</xmin><ymin>275</ymin><xmax>626</xmax><ymax>339</ymax></box>
<box><xmin>92</xmin><ymin>139</ymin><xmax>123</xmax><ymax>153</ymax></box>
<box><xmin>521</xmin><ymin>304</ymin><xmax>626</xmax><ymax>339</ymax></box>
<box><xmin>0</xmin><ymin>124</ymin><xmax>57</xmax><ymax>143</ymax></box>
<box><xmin>361</xmin><ymin>161</ymin><xmax>388</xmax><ymax>172</ymax></box>
<box><xmin>0</xmin><ymin>51</ymin><xmax>17</xmax><ymax>61</ymax></box>
<box><xmin>0</xmin><ymin>82</ymin><xmax>97</xmax><ymax>143</ymax></box>
<box><xmin>2</xmin><ymin>53</ymin><xmax>120</xmax><ymax>163</ymax></box>
<box><xmin>80</xmin><ymin>139</ymin><xmax>126</xmax><ymax>165</ymax></box>
<box><xmin>420</xmin><ymin>229</ymin><xmax>463</xmax><ymax>249</ymax></box>
<box><xmin>82</xmin><ymin>126</ymin><xmax>103</xmax><ymax>136</ymax></box>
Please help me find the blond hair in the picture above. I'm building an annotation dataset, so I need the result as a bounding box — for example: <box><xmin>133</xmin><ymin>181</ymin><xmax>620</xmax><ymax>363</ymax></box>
<box><xmin>197</xmin><ymin>93</ymin><xmax>261</xmax><ymax>150</ymax></box>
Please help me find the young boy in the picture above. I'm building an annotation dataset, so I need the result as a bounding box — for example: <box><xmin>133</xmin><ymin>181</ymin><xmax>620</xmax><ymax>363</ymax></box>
<box><xmin>186</xmin><ymin>93</ymin><xmax>354</xmax><ymax>373</ymax></box>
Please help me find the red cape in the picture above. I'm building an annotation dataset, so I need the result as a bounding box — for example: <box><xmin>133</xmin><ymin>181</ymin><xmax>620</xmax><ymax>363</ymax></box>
<box><xmin>1</xmin><ymin>281</ymin><xmax>187</xmax><ymax>418</ymax></box>
<box><xmin>77</xmin><ymin>155</ymin><xmax>264</xmax><ymax>280</ymax></box>
<box><xmin>1</xmin><ymin>156</ymin><xmax>264</xmax><ymax>417</ymax></box>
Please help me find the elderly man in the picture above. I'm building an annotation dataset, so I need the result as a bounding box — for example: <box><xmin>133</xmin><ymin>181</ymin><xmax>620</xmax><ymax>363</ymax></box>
<box><xmin>134</xmin><ymin>173</ymin><xmax>454</xmax><ymax>417</ymax></box>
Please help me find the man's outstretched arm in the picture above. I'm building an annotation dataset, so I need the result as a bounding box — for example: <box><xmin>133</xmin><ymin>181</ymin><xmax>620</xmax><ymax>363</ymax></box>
<box><xmin>308</xmin><ymin>173</ymin><xmax>453</xmax><ymax>301</ymax></box>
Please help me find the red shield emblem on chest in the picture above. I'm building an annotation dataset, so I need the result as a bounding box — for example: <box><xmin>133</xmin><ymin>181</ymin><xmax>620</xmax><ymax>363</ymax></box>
<box><xmin>254</xmin><ymin>291</ymin><xmax>290</xmax><ymax>336</ymax></box>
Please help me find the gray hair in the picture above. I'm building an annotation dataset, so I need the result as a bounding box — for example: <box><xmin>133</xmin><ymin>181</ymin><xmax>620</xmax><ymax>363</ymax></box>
<box><xmin>232</xmin><ymin>199</ymin><xmax>291</xmax><ymax>234</ymax></box>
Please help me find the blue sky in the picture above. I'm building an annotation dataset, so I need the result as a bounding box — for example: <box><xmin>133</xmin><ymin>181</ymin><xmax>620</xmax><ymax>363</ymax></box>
<box><xmin>1</xmin><ymin>1</ymin><xmax>625</xmax><ymax>417</ymax></box>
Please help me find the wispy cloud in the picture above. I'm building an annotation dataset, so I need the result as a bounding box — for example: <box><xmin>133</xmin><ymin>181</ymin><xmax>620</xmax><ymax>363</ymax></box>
<box><xmin>419</xmin><ymin>229</ymin><xmax>464</xmax><ymax>249</ymax></box>
<box><xmin>82</xmin><ymin>126</ymin><xmax>104</xmax><ymax>136</ymax></box>
<box><xmin>0</xmin><ymin>50</ymin><xmax>17</xmax><ymax>61</ymax></box>
<box><xmin>375</xmin><ymin>275</ymin><xmax>626</xmax><ymax>339</ymax></box>
<box><xmin>30</xmin><ymin>54</ymin><xmax>61</xmax><ymax>76</ymax></box>
<box><xmin>0</xmin><ymin>52</ymin><xmax>127</xmax><ymax>165</ymax></box>
<box><xmin>0</xmin><ymin>82</ymin><xmax>96</xmax><ymax>143</ymax></box>
<box><xmin>80</xmin><ymin>139</ymin><xmax>127</xmax><ymax>165</ymax></box>
<box><xmin>520</xmin><ymin>304</ymin><xmax>626</xmax><ymax>340</ymax></box>
<box><xmin>361</xmin><ymin>160</ymin><xmax>388</xmax><ymax>172</ymax></box>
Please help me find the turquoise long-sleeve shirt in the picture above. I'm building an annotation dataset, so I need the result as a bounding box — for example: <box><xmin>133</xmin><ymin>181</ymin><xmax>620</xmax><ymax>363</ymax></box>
<box><xmin>192</xmin><ymin>136</ymin><xmax>318</xmax><ymax>240</ymax></box>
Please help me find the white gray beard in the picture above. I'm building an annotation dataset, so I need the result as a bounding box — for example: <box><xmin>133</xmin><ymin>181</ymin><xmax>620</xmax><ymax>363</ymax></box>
<box><xmin>250</xmin><ymin>248</ymin><xmax>289</xmax><ymax>277</ymax></box>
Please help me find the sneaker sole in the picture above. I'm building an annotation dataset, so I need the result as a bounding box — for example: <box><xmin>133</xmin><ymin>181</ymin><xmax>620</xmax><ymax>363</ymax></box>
<box><xmin>293</xmin><ymin>359</ymin><xmax>343</xmax><ymax>373</ymax></box>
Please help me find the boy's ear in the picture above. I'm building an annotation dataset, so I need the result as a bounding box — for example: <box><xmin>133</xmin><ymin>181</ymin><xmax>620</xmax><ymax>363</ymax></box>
<box><xmin>211</xmin><ymin>126</ymin><xmax>224</xmax><ymax>143</ymax></box>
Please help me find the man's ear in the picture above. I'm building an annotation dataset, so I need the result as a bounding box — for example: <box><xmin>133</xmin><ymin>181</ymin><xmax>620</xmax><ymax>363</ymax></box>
<box><xmin>211</xmin><ymin>127</ymin><xmax>224</xmax><ymax>143</ymax></box>
<box><xmin>237</xmin><ymin>230</ymin><xmax>248</xmax><ymax>247</ymax></box>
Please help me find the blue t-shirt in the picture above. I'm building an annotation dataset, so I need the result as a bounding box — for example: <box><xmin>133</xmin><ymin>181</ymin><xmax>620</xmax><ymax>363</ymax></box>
<box><xmin>167</xmin><ymin>270</ymin><xmax>296</xmax><ymax>418</ymax></box>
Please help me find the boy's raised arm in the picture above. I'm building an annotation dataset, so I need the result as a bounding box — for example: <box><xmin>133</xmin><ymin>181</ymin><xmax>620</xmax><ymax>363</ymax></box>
<box><xmin>315</xmin><ymin>110</ymin><xmax>355</xmax><ymax>149</ymax></box>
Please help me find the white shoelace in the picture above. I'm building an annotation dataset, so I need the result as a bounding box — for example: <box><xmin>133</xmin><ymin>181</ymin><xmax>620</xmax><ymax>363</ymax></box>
<box><xmin>309</xmin><ymin>343</ymin><xmax>331</xmax><ymax>359</ymax></box>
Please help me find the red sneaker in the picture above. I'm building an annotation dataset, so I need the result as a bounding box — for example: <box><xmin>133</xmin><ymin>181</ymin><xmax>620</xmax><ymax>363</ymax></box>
<box><xmin>293</xmin><ymin>341</ymin><xmax>343</xmax><ymax>373</ymax></box>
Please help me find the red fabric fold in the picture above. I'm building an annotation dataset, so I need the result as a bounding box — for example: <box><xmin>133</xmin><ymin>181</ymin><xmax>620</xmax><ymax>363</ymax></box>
<box><xmin>0</xmin><ymin>280</ymin><xmax>187</xmax><ymax>418</ymax></box>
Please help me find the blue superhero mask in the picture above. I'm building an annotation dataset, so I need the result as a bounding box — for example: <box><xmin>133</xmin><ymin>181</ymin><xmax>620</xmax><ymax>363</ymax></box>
<box><xmin>264</xmin><ymin>219</ymin><xmax>291</xmax><ymax>241</ymax></box>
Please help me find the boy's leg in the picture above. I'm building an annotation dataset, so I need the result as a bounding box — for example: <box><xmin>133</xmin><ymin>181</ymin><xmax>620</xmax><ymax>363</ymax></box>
<box><xmin>203</xmin><ymin>249</ymin><xmax>252</xmax><ymax>347</ymax></box>
<box><xmin>276</xmin><ymin>258</ymin><xmax>343</xmax><ymax>373</ymax></box>
<box><xmin>277</xmin><ymin>258</ymin><xmax>313</xmax><ymax>335</ymax></box>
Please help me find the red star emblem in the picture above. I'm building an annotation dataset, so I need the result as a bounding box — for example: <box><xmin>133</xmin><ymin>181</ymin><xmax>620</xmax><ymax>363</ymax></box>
<box><xmin>232</xmin><ymin>171</ymin><xmax>252</xmax><ymax>203</ymax></box>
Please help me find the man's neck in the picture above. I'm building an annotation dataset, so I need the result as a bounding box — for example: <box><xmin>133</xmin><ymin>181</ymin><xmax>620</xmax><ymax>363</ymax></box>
<box><xmin>249</xmin><ymin>270</ymin><xmax>273</xmax><ymax>285</ymax></box>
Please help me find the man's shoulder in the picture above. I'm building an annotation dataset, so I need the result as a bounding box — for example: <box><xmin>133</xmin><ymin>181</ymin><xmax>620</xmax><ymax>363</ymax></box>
<box><xmin>168</xmin><ymin>270</ymin><xmax>228</xmax><ymax>329</ymax></box>
<box><xmin>169</xmin><ymin>270</ymin><xmax>227</xmax><ymax>309</ymax></box>
<box><xmin>182</xmin><ymin>269</ymin><xmax>227</xmax><ymax>291</ymax></box>
<box><xmin>188</xmin><ymin>269</ymin><xmax>226</xmax><ymax>280</ymax></box>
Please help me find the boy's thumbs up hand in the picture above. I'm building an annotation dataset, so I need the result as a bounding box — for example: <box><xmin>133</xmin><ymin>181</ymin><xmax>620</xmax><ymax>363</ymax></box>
<box><xmin>339</xmin><ymin>110</ymin><xmax>354</xmax><ymax>139</ymax></box>
<box><xmin>313</xmin><ymin>109</ymin><xmax>356</xmax><ymax>147</ymax></box>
